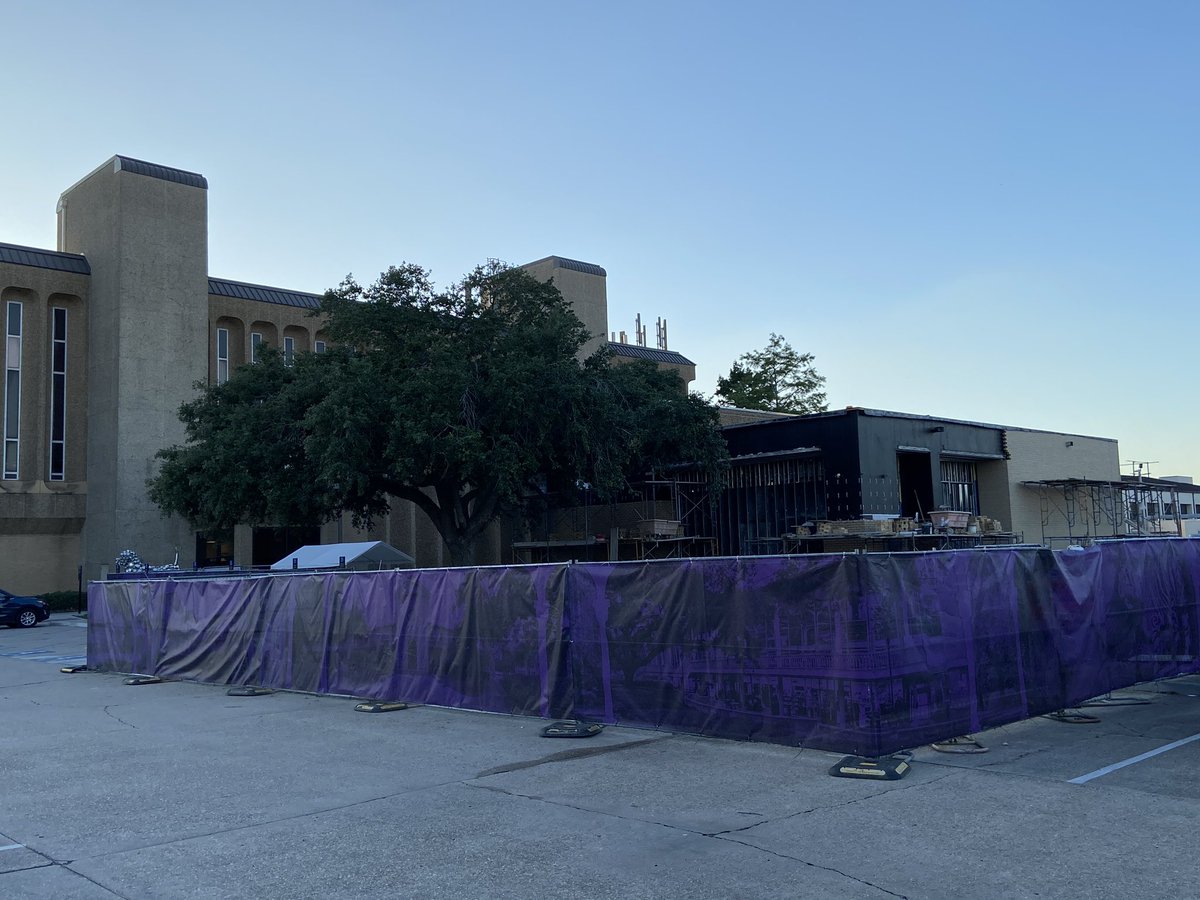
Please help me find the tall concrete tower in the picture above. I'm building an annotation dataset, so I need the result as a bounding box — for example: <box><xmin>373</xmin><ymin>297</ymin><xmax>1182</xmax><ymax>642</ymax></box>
<box><xmin>57</xmin><ymin>156</ymin><xmax>209</xmax><ymax>579</ymax></box>
<box><xmin>519</xmin><ymin>256</ymin><xmax>609</xmax><ymax>359</ymax></box>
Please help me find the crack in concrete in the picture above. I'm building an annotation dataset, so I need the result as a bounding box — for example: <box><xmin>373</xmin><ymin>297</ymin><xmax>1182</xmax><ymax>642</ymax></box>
<box><xmin>704</xmin><ymin>771</ymin><xmax>956</xmax><ymax>837</ymax></box>
<box><xmin>0</xmin><ymin>840</ymin><xmax>128</xmax><ymax>899</ymax></box>
<box><xmin>79</xmin><ymin>777</ymin><xmax>473</xmax><ymax>862</ymax></box>
<box><xmin>59</xmin><ymin>862</ymin><xmax>133</xmax><ymax>899</ymax></box>
<box><xmin>102</xmin><ymin>706</ymin><xmax>137</xmax><ymax>729</ymax></box>
<box><xmin>467</xmin><ymin>780</ymin><xmax>916</xmax><ymax>898</ymax></box>
<box><xmin>714</xmin><ymin>834</ymin><xmax>911</xmax><ymax>898</ymax></box>
<box><xmin>0</xmin><ymin>860</ymin><xmax>56</xmax><ymax>876</ymax></box>
<box><xmin>467</xmin><ymin>781</ymin><xmax>685</xmax><ymax>832</ymax></box>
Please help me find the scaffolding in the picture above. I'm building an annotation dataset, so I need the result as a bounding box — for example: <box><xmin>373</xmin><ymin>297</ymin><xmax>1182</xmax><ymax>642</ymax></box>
<box><xmin>1023</xmin><ymin>477</ymin><xmax>1189</xmax><ymax>546</ymax></box>
<box><xmin>510</xmin><ymin>476</ymin><xmax>718</xmax><ymax>564</ymax></box>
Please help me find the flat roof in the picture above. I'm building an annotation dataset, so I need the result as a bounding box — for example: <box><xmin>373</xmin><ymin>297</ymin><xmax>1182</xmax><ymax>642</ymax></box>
<box><xmin>114</xmin><ymin>155</ymin><xmax>207</xmax><ymax>189</ymax></box>
<box><xmin>0</xmin><ymin>241</ymin><xmax>90</xmax><ymax>275</ymax></box>
<box><xmin>608</xmin><ymin>342</ymin><xmax>695</xmax><ymax>366</ymax></box>
<box><xmin>209</xmin><ymin>277</ymin><xmax>322</xmax><ymax>309</ymax></box>
<box><xmin>520</xmin><ymin>255</ymin><xmax>607</xmax><ymax>277</ymax></box>
<box><xmin>723</xmin><ymin>406</ymin><xmax>1117</xmax><ymax>443</ymax></box>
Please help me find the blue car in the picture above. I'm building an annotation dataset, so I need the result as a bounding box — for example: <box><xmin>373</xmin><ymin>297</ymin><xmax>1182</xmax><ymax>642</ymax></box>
<box><xmin>0</xmin><ymin>589</ymin><xmax>50</xmax><ymax>628</ymax></box>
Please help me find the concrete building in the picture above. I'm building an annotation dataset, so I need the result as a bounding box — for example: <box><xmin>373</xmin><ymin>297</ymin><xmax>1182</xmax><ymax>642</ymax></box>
<box><xmin>2</xmin><ymin>154</ymin><xmax>1153</xmax><ymax>591</ymax></box>
<box><xmin>1</xmin><ymin>155</ymin><xmax>695</xmax><ymax>593</ymax></box>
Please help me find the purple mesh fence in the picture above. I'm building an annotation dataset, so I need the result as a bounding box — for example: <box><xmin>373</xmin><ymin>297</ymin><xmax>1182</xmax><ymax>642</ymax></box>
<box><xmin>88</xmin><ymin>539</ymin><xmax>1200</xmax><ymax>756</ymax></box>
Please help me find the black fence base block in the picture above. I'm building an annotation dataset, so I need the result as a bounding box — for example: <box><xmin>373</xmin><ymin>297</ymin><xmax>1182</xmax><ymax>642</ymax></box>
<box><xmin>227</xmin><ymin>686</ymin><xmax>274</xmax><ymax>697</ymax></box>
<box><xmin>59</xmin><ymin>665</ymin><xmax>88</xmax><ymax>674</ymax></box>
<box><xmin>931</xmin><ymin>735</ymin><xmax>988</xmax><ymax>754</ymax></box>
<box><xmin>829</xmin><ymin>755</ymin><xmax>911</xmax><ymax>780</ymax></box>
<box><xmin>123</xmin><ymin>675</ymin><xmax>163</xmax><ymax>686</ymax></box>
<box><xmin>1044</xmin><ymin>709</ymin><xmax>1102</xmax><ymax>724</ymax></box>
<box><xmin>354</xmin><ymin>701</ymin><xmax>410</xmax><ymax>713</ymax></box>
<box><xmin>541</xmin><ymin>721</ymin><xmax>604</xmax><ymax>739</ymax></box>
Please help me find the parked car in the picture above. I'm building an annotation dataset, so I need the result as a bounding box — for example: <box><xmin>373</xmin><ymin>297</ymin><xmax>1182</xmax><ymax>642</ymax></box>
<box><xmin>0</xmin><ymin>589</ymin><xmax>49</xmax><ymax>628</ymax></box>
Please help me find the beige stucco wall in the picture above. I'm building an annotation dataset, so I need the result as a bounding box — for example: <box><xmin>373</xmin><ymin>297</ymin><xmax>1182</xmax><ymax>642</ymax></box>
<box><xmin>610</xmin><ymin>352</ymin><xmax>696</xmax><ymax>389</ymax></box>
<box><xmin>0</xmin><ymin>262</ymin><xmax>89</xmax><ymax>593</ymax></box>
<box><xmin>207</xmin><ymin>294</ymin><xmax>326</xmax><ymax>383</ymax></box>
<box><xmin>520</xmin><ymin>257</ymin><xmax>609</xmax><ymax>359</ymax></box>
<box><xmin>994</xmin><ymin>428</ymin><xmax>1120</xmax><ymax>544</ymax></box>
<box><xmin>60</xmin><ymin>158</ymin><xmax>209</xmax><ymax>580</ymax></box>
<box><xmin>0</xmin><ymin>532</ymin><xmax>81</xmax><ymax>593</ymax></box>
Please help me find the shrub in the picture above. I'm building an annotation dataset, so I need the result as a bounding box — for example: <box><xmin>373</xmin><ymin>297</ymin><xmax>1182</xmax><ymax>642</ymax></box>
<box><xmin>39</xmin><ymin>590</ymin><xmax>83</xmax><ymax>612</ymax></box>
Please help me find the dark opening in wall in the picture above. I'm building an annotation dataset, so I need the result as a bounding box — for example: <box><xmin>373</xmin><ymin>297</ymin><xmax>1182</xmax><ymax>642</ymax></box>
<box><xmin>252</xmin><ymin>525</ymin><xmax>322</xmax><ymax>567</ymax></box>
<box><xmin>897</xmin><ymin>451</ymin><xmax>934</xmax><ymax>520</ymax></box>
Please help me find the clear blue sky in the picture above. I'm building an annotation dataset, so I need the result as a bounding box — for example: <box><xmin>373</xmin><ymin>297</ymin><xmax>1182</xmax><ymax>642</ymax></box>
<box><xmin>3</xmin><ymin>1</ymin><xmax>1196</xmax><ymax>476</ymax></box>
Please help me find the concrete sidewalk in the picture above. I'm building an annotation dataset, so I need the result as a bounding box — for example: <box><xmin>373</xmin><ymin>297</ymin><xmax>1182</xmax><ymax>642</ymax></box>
<box><xmin>2</xmin><ymin>615</ymin><xmax>1198</xmax><ymax>899</ymax></box>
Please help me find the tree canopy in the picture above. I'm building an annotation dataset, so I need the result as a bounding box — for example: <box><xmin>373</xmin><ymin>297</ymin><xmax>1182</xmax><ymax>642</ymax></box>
<box><xmin>715</xmin><ymin>333</ymin><xmax>828</xmax><ymax>414</ymax></box>
<box><xmin>150</xmin><ymin>262</ymin><xmax>728</xmax><ymax>565</ymax></box>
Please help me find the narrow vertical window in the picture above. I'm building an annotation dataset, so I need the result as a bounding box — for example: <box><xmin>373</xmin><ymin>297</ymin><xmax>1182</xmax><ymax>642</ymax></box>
<box><xmin>216</xmin><ymin>327</ymin><xmax>230</xmax><ymax>384</ymax></box>
<box><xmin>314</xmin><ymin>340</ymin><xmax>326</xmax><ymax>354</ymax></box>
<box><xmin>251</xmin><ymin>331</ymin><xmax>263</xmax><ymax>364</ymax></box>
<box><xmin>283</xmin><ymin>336</ymin><xmax>295</xmax><ymax>366</ymax></box>
<box><xmin>4</xmin><ymin>301</ymin><xmax>21</xmax><ymax>479</ymax></box>
<box><xmin>49</xmin><ymin>307</ymin><xmax>67</xmax><ymax>481</ymax></box>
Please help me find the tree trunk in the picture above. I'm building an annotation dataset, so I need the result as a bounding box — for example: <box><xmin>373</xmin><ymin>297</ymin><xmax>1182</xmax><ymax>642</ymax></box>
<box><xmin>445</xmin><ymin>537</ymin><xmax>476</xmax><ymax>568</ymax></box>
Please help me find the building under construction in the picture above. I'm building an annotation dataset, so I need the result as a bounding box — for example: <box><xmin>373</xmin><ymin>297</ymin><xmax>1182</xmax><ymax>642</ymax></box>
<box><xmin>513</xmin><ymin>406</ymin><xmax>1184</xmax><ymax>560</ymax></box>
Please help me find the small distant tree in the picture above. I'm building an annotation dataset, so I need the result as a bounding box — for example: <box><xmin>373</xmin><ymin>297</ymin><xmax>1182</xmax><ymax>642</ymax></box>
<box><xmin>715</xmin><ymin>333</ymin><xmax>828</xmax><ymax>414</ymax></box>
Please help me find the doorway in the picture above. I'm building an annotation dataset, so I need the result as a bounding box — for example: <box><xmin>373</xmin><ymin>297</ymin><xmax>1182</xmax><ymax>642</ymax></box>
<box><xmin>897</xmin><ymin>451</ymin><xmax>934</xmax><ymax>520</ymax></box>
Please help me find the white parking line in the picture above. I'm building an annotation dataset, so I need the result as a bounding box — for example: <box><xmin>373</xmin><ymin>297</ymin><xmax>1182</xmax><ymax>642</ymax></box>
<box><xmin>1069</xmin><ymin>732</ymin><xmax>1200</xmax><ymax>784</ymax></box>
<box><xmin>0</xmin><ymin>843</ymin><xmax>25</xmax><ymax>852</ymax></box>
<box><xmin>0</xmin><ymin>649</ymin><xmax>87</xmax><ymax>666</ymax></box>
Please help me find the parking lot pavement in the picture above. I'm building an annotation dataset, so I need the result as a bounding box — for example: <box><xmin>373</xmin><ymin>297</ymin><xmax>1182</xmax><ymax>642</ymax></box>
<box><xmin>2</xmin><ymin>615</ymin><xmax>1199</xmax><ymax>899</ymax></box>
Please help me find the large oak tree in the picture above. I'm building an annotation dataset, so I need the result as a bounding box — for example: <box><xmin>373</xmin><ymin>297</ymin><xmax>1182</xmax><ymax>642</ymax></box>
<box><xmin>150</xmin><ymin>262</ymin><xmax>727</xmax><ymax>565</ymax></box>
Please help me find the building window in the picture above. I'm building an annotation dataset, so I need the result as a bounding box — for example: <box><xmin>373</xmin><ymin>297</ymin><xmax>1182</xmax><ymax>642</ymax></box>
<box><xmin>49</xmin><ymin>307</ymin><xmax>67</xmax><ymax>480</ymax></box>
<box><xmin>940</xmin><ymin>459</ymin><xmax>978</xmax><ymax>513</ymax></box>
<box><xmin>4</xmin><ymin>301</ymin><xmax>21</xmax><ymax>479</ymax></box>
<box><xmin>251</xmin><ymin>331</ymin><xmax>263</xmax><ymax>364</ymax></box>
<box><xmin>1182</xmin><ymin>504</ymin><xmax>1193</xmax><ymax>516</ymax></box>
<box><xmin>1147</xmin><ymin>502</ymin><xmax>1159</xmax><ymax>517</ymax></box>
<box><xmin>1165</xmin><ymin>502</ymin><xmax>1177</xmax><ymax>516</ymax></box>
<box><xmin>216</xmin><ymin>327</ymin><xmax>230</xmax><ymax>384</ymax></box>
<box><xmin>314</xmin><ymin>340</ymin><xmax>326</xmax><ymax>354</ymax></box>
<box><xmin>283</xmin><ymin>336</ymin><xmax>295</xmax><ymax>366</ymax></box>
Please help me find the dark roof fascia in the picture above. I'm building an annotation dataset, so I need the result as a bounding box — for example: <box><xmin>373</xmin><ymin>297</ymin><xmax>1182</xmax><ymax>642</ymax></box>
<box><xmin>114</xmin><ymin>156</ymin><xmax>207</xmax><ymax>189</ymax></box>
<box><xmin>858</xmin><ymin>407</ymin><xmax>1117</xmax><ymax>443</ymax></box>
<box><xmin>520</xmin><ymin>255</ymin><xmax>607</xmax><ymax>277</ymax></box>
<box><xmin>729</xmin><ymin>446</ymin><xmax>823</xmax><ymax>464</ymax></box>
<box><xmin>608</xmin><ymin>342</ymin><xmax>695</xmax><ymax>366</ymax></box>
<box><xmin>0</xmin><ymin>241</ymin><xmax>90</xmax><ymax>275</ymax></box>
<box><xmin>208</xmin><ymin>277</ymin><xmax>322</xmax><ymax>309</ymax></box>
<box><xmin>723</xmin><ymin>405</ymin><xmax>1115</xmax><ymax>444</ymax></box>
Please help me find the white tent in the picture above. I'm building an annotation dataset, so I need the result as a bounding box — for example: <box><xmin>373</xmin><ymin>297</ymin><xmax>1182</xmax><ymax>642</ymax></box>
<box><xmin>270</xmin><ymin>541</ymin><xmax>415</xmax><ymax>572</ymax></box>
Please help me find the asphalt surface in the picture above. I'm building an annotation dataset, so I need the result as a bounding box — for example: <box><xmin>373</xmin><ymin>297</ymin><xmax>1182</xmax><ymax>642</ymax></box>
<box><xmin>2</xmin><ymin>614</ymin><xmax>1199</xmax><ymax>899</ymax></box>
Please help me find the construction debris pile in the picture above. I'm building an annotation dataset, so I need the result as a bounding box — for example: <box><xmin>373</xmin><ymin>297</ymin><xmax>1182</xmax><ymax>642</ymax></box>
<box><xmin>806</xmin><ymin>514</ymin><xmax>1005</xmax><ymax>537</ymax></box>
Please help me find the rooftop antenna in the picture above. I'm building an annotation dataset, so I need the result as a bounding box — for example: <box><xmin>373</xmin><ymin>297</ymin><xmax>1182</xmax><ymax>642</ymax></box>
<box><xmin>656</xmin><ymin>317</ymin><xmax>668</xmax><ymax>350</ymax></box>
<box><xmin>635</xmin><ymin>313</ymin><xmax>647</xmax><ymax>347</ymax></box>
